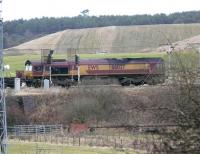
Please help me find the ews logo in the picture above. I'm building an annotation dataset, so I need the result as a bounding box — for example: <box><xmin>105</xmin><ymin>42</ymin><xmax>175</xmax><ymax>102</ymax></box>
<box><xmin>88</xmin><ymin>65</ymin><xmax>99</xmax><ymax>70</ymax></box>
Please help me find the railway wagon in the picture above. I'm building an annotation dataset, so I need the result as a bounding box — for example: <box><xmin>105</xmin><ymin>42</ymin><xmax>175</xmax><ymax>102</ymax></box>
<box><xmin>22</xmin><ymin>57</ymin><xmax>165</xmax><ymax>87</ymax></box>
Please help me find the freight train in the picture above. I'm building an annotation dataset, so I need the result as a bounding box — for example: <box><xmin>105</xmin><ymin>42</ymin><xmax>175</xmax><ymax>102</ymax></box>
<box><xmin>16</xmin><ymin>55</ymin><xmax>165</xmax><ymax>87</ymax></box>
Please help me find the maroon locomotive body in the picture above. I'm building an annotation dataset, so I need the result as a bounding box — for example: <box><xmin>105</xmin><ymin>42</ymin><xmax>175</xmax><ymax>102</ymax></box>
<box><xmin>20</xmin><ymin>57</ymin><xmax>165</xmax><ymax>87</ymax></box>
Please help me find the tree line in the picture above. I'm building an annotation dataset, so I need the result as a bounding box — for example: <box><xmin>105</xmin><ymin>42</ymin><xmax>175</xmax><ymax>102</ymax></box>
<box><xmin>3</xmin><ymin>10</ymin><xmax>200</xmax><ymax>48</ymax></box>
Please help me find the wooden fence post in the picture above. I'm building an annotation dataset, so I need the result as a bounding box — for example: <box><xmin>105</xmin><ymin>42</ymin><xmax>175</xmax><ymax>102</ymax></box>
<box><xmin>114</xmin><ymin>138</ymin><xmax>117</xmax><ymax>148</ymax></box>
<box><xmin>73</xmin><ymin>136</ymin><xmax>75</xmax><ymax>146</ymax></box>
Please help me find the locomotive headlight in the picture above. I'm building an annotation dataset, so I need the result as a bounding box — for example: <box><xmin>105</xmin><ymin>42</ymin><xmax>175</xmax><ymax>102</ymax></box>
<box><xmin>25</xmin><ymin>65</ymin><xmax>32</xmax><ymax>71</ymax></box>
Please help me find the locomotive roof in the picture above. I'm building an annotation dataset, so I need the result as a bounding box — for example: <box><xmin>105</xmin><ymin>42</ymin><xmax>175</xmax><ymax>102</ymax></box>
<box><xmin>77</xmin><ymin>58</ymin><xmax>163</xmax><ymax>64</ymax></box>
<box><xmin>26</xmin><ymin>57</ymin><xmax>164</xmax><ymax>65</ymax></box>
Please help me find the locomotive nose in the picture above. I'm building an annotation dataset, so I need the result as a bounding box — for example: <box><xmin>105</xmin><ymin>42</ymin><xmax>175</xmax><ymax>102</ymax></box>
<box><xmin>24</xmin><ymin>61</ymin><xmax>33</xmax><ymax>78</ymax></box>
<box><xmin>24</xmin><ymin>71</ymin><xmax>32</xmax><ymax>78</ymax></box>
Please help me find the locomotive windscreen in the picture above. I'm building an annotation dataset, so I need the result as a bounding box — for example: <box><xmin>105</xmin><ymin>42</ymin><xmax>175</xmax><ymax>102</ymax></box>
<box><xmin>51</xmin><ymin>67</ymin><xmax>68</xmax><ymax>74</ymax></box>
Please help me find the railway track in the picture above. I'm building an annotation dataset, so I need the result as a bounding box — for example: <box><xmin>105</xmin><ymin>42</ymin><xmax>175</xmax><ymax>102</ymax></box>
<box><xmin>10</xmin><ymin>83</ymin><xmax>170</xmax><ymax>97</ymax></box>
<box><xmin>70</xmin><ymin>83</ymin><xmax>169</xmax><ymax>88</ymax></box>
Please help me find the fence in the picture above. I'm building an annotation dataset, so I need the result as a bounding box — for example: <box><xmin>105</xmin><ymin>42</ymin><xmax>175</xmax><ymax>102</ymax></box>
<box><xmin>8</xmin><ymin>125</ymin><xmax>64</xmax><ymax>154</ymax></box>
<box><xmin>9</xmin><ymin>125</ymin><xmax>63</xmax><ymax>134</ymax></box>
<box><xmin>7</xmin><ymin>124</ymin><xmax>170</xmax><ymax>153</ymax></box>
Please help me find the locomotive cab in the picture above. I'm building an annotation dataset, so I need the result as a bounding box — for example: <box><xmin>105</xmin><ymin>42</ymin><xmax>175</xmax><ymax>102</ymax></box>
<box><xmin>51</xmin><ymin>65</ymin><xmax>68</xmax><ymax>75</ymax></box>
<box><xmin>24</xmin><ymin>59</ymin><xmax>71</xmax><ymax>87</ymax></box>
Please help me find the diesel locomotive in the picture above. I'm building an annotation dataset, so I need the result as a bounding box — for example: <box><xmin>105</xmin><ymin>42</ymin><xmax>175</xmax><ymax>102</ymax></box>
<box><xmin>18</xmin><ymin>55</ymin><xmax>165</xmax><ymax>87</ymax></box>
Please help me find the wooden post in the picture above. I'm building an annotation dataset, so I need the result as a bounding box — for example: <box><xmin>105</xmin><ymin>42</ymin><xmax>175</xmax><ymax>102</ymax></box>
<box><xmin>121</xmin><ymin>139</ymin><xmax>123</xmax><ymax>148</ymax></box>
<box><xmin>79</xmin><ymin>137</ymin><xmax>81</xmax><ymax>146</ymax></box>
<box><xmin>72</xmin><ymin>136</ymin><xmax>75</xmax><ymax>146</ymax></box>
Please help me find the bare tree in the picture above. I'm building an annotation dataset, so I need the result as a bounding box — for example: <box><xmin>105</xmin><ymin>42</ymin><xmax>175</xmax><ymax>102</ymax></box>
<box><xmin>160</xmin><ymin>51</ymin><xmax>200</xmax><ymax>153</ymax></box>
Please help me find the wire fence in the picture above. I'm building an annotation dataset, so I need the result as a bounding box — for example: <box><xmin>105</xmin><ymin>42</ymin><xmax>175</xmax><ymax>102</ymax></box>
<box><xmin>7</xmin><ymin>124</ymin><xmax>174</xmax><ymax>154</ymax></box>
<box><xmin>7</xmin><ymin>124</ymin><xmax>200</xmax><ymax>154</ymax></box>
<box><xmin>9</xmin><ymin>125</ymin><xmax>63</xmax><ymax>136</ymax></box>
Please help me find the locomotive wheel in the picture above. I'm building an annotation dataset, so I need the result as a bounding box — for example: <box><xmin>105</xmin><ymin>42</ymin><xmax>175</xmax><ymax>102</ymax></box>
<box><xmin>121</xmin><ymin>81</ymin><xmax>131</xmax><ymax>86</ymax></box>
<box><xmin>26</xmin><ymin>81</ymin><xmax>32</xmax><ymax>87</ymax></box>
<box><xmin>119</xmin><ymin>78</ymin><xmax>131</xmax><ymax>86</ymax></box>
<box><xmin>33</xmin><ymin>79</ymin><xmax>42</xmax><ymax>88</ymax></box>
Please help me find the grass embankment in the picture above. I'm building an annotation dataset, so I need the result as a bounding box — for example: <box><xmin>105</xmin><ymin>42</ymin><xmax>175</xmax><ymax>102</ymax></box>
<box><xmin>12</xmin><ymin>24</ymin><xmax>200</xmax><ymax>54</ymax></box>
<box><xmin>4</xmin><ymin>52</ymin><xmax>166</xmax><ymax>76</ymax></box>
<box><xmin>9</xmin><ymin>141</ymin><xmax>137</xmax><ymax>154</ymax></box>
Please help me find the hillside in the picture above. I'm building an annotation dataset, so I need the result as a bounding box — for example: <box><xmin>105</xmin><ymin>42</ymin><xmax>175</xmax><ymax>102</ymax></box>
<box><xmin>4</xmin><ymin>10</ymin><xmax>200</xmax><ymax>49</ymax></box>
<box><xmin>5</xmin><ymin>23</ymin><xmax>200</xmax><ymax>55</ymax></box>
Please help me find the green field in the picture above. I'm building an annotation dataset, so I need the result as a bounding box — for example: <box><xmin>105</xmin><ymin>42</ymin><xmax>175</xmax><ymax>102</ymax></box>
<box><xmin>9</xmin><ymin>141</ymin><xmax>137</xmax><ymax>154</ymax></box>
<box><xmin>4</xmin><ymin>52</ymin><xmax>166</xmax><ymax>76</ymax></box>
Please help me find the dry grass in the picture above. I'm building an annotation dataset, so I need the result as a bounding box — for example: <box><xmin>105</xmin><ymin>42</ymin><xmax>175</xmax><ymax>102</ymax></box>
<box><xmin>6</xmin><ymin>24</ymin><xmax>200</xmax><ymax>54</ymax></box>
